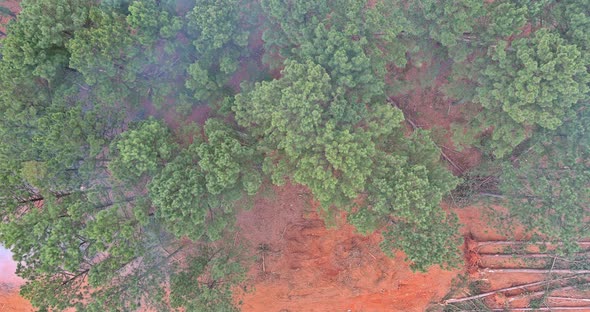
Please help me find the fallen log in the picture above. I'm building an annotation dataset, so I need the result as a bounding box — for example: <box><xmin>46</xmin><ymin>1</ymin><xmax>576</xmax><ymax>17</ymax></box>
<box><xmin>479</xmin><ymin>253</ymin><xmax>553</xmax><ymax>259</ymax></box>
<box><xmin>508</xmin><ymin>283</ymin><xmax>590</xmax><ymax>303</ymax></box>
<box><xmin>549</xmin><ymin>296</ymin><xmax>590</xmax><ymax>303</ymax></box>
<box><xmin>479</xmin><ymin>252</ymin><xmax>590</xmax><ymax>258</ymax></box>
<box><xmin>443</xmin><ymin>275</ymin><xmax>587</xmax><ymax>304</ymax></box>
<box><xmin>485</xmin><ymin>269</ymin><xmax>590</xmax><ymax>274</ymax></box>
<box><xmin>477</xmin><ymin>241</ymin><xmax>590</xmax><ymax>247</ymax></box>
<box><xmin>387</xmin><ymin>96</ymin><xmax>464</xmax><ymax>172</ymax></box>
<box><xmin>488</xmin><ymin>308</ymin><xmax>590</xmax><ymax>311</ymax></box>
<box><xmin>478</xmin><ymin>192</ymin><xmax>505</xmax><ymax>199</ymax></box>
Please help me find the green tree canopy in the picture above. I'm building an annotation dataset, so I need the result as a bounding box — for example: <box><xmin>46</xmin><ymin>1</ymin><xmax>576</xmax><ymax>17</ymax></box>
<box><xmin>2</xmin><ymin>186</ymin><xmax>152</xmax><ymax>310</ymax></box>
<box><xmin>261</xmin><ymin>0</ymin><xmax>407</xmax><ymax>115</ymax></box>
<box><xmin>476</xmin><ymin>29</ymin><xmax>590</xmax><ymax>157</ymax></box>
<box><xmin>1</xmin><ymin>0</ymin><xmax>90</xmax><ymax>80</ymax></box>
<box><xmin>499</xmin><ymin>106</ymin><xmax>590</xmax><ymax>254</ymax></box>
<box><xmin>550</xmin><ymin>0</ymin><xmax>590</xmax><ymax>57</ymax></box>
<box><xmin>149</xmin><ymin>119</ymin><xmax>261</xmax><ymax>241</ymax></box>
<box><xmin>109</xmin><ymin>118</ymin><xmax>177</xmax><ymax>183</ymax></box>
<box><xmin>170</xmin><ymin>246</ymin><xmax>245</xmax><ymax>312</ymax></box>
<box><xmin>9</xmin><ymin>0</ymin><xmax>590</xmax><ymax>307</ymax></box>
<box><xmin>126</xmin><ymin>0</ymin><xmax>182</xmax><ymax>45</ymax></box>
<box><xmin>405</xmin><ymin>0</ymin><xmax>484</xmax><ymax>48</ymax></box>
<box><xmin>234</xmin><ymin>60</ymin><xmax>375</xmax><ymax>207</ymax></box>
<box><xmin>184</xmin><ymin>0</ymin><xmax>251</xmax><ymax>102</ymax></box>
<box><xmin>234</xmin><ymin>60</ymin><xmax>461</xmax><ymax>270</ymax></box>
<box><xmin>66</xmin><ymin>7</ymin><xmax>140</xmax><ymax>86</ymax></box>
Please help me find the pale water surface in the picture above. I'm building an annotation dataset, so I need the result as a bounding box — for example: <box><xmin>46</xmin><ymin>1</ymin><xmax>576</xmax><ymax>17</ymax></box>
<box><xmin>0</xmin><ymin>244</ymin><xmax>23</xmax><ymax>289</ymax></box>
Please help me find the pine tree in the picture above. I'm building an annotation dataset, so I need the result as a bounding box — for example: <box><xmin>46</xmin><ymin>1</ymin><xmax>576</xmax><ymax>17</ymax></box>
<box><xmin>476</xmin><ymin>29</ymin><xmax>590</xmax><ymax>157</ymax></box>
<box><xmin>499</xmin><ymin>106</ymin><xmax>590</xmax><ymax>254</ymax></box>
<box><xmin>149</xmin><ymin>119</ymin><xmax>261</xmax><ymax>241</ymax></box>
<box><xmin>109</xmin><ymin>118</ymin><xmax>177</xmax><ymax>184</ymax></box>
<box><xmin>234</xmin><ymin>60</ymin><xmax>461</xmax><ymax>270</ymax></box>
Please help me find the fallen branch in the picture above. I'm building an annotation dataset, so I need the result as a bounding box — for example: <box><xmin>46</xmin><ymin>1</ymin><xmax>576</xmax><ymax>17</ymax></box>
<box><xmin>477</xmin><ymin>241</ymin><xmax>590</xmax><ymax>247</ymax></box>
<box><xmin>443</xmin><ymin>275</ymin><xmax>586</xmax><ymax>304</ymax></box>
<box><xmin>508</xmin><ymin>284</ymin><xmax>590</xmax><ymax>302</ymax></box>
<box><xmin>478</xmin><ymin>192</ymin><xmax>505</xmax><ymax>199</ymax></box>
<box><xmin>485</xmin><ymin>269</ymin><xmax>590</xmax><ymax>274</ymax></box>
<box><xmin>544</xmin><ymin>256</ymin><xmax>558</xmax><ymax>300</ymax></box>
<box><xmin>440</xmin><ymin>148</ymin><xmax>464</xmax><ymax>172</ymax></box>
<box><xmin>488</xmin><ymin>308</ymin><xmax>590</xmax><ymax>311</ymax></box>
<box><xmin>479</xmin><ymin>253</ymin><xmax>552</xmax><ymax>259</ymax></box>
<box><xmin>549</xmin><ymin>296</ymin><xmax>590</xmax><ymax>303</ymax></box>
<box><xmin>480</xmin><ymin>254</ymin><xmax>590</xmax><ymax>266</ymax></box>
<box><xmin>387</xmin><ymin>96</ymin><xmax>464</xmax><ymax>172</ymax></box>
<box><xmin>479</xmin><ymin>252</ymin><xmax>590</xmax><ymax>258</ymax></box>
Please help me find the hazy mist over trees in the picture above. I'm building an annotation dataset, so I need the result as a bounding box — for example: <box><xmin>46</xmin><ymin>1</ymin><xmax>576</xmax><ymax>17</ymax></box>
<box><xmin>0</xmin><ymin>0</ymin><xmax>587</xmax><ymax>310</ymax></box>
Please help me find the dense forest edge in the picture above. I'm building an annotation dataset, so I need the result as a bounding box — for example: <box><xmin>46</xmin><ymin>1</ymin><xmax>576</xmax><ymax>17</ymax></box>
<box><xmin>0</xmin><ymin>0</ymin><xmax>588</xmax><ymax>310</ymax></box>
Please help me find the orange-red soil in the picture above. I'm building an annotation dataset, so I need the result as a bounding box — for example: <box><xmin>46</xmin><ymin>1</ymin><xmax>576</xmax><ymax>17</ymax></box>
<box><xmin>0</xmin><ymin>292</ymin><xmax>33</xmax><ymax>312</ymax></box>
<box><xmin>236</xmin><ymin>195</ymin><xmax>577</xmax><ymax>311</ymax></box>
<box><xmin>389</xmin><ymin>55</ymin><xmax>482</xmax><ymax>176</ymax></box>
<box><xmin>235</xmin><ymin>184</ymin><xmax>468</xmax><ymax>312</ymax></box>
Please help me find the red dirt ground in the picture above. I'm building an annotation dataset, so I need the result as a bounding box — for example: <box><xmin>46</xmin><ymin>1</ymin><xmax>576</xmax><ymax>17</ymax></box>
<box><xmin>389</xmin><ymin>56</ymin><xmax>482</xmax><ymax>175</ymax></box>
<box><xmin>1</xmin><ymin>190</ymin><xmax>557</xmax><ymax>311</ymax></box>
<box><xmin>0</xmin><ymin>290</ymin><xmax>33</xmax><ymax>312</ymax></box>
<box><xmin>234</xmin><ymin>185</ymin><xmax>478</xmax><ymax>312</ymax></box>
<box><xmin>236</xmin><ymin>195</ymin><xmax>574</xmax><ymax>311</ymax></box>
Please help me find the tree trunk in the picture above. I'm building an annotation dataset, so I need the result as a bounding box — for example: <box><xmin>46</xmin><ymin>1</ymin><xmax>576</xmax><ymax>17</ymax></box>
<box><xmin>485</xmin><ymin>268</ymin><xmax>590</xmax><ymax>274</ymax></box>
<box><xmin>18</xmin><ymin>196</ymin><xmax>44</xmax><ymax>204</ymax></box>
<box><xmin>58</xmin><ymin>268</ymin><xmax>90</xmax><ymax>288</ymax></box>
<box><xmin>478</xmin><ymin>192</ymin><xmax>505</xmax><ymax>199</ymax></box>
<box><xmin>549</xmin><ymin>296</ymin><xmax>590</xmax><ymax>303</ymax></box>
<box><xmin>477</xmin><ymin>241</ymin><xmax>590</xmax><ymax>247</ymax></box>
<box><xmin>479</xmin><ymin>253</ymin><xmax>589</xmax><ymax>260</ymax></box>
<box><xmin>387</xmin><ymin>96</ymin><xmax>463</xmax><ymax>172</ymax></box>
<box><xmin>507</xmin><ymin>284</ymin><xmax>590</xmax><ymax>303</ymax></box>
<box><xmin>444</xmin><ymin>275</ymin><xmax>587</xmax><ymax>304</ymax></box>
<box><xmin>488</xmin><ymin>308</ymin><xmax>590</xmax><ymax>311</ymax></box>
